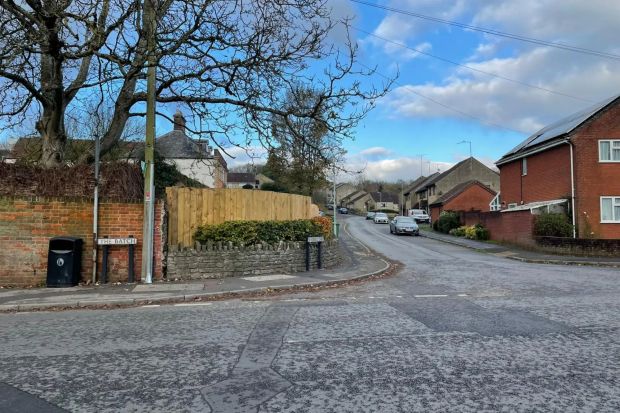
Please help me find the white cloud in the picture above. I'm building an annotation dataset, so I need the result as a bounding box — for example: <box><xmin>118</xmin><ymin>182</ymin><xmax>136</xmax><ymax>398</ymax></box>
<box><xmin>370</xmin><ymin>0</ymin><xmax>620</xmax><ymax>133</ymax></box>
<box><xmin>343</xmin><ymin>148</ymin><xmax>452</xmax><ymax>182</ymax></box>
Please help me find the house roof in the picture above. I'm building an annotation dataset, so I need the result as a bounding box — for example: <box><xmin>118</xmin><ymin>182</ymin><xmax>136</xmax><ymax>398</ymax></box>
<box><xmin>501</xmin><ymin>199</ymin><xmax>568</xmax><ymax>213</ymax></box>
<box><xmin>227</xmin><ymin>172</ymin><xmax>256</xmax><ymax>183</ymax></box>
<box><xmin>406</xmin><ymin>173</ymin><xmax>440</xmax><ymax>195</ymax></box>
<box><xmin>343</xmin><ymin>191</ymin><xmax>369</xmax><ymax>204</ymax></box>
<box><xmin>156</xmin><ymin>130</ymin><xmax>210</xmax><ymax>159</ymax></box>
<box><xmin>403</xmin><ymin>175</ymin><xmax>428</xmax><ymax>196</ymax></box>
<box><xmin>415</xmin><ymin>158</ymin><xmax>498</xmax><ymax>193</ymax></box>
<box><xmin>369</xmin><ymin>191</ymin><xmax>399</xmax><ymax>204</ymax></box>
<box><xmin>429</xmin><ymin>180</ymin><xmax>496</xmax><ymax>207</ymax></box>
<box><xmin>497</xmin><ymin>94</ymin><xmax>620</xmax><ymax>165</ymax></box>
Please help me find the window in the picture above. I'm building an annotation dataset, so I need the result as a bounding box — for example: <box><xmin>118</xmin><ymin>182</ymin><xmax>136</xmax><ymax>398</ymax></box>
<box><xmin>599</xmin><ymin>140</ymin><xmax>620</xmax><ymax>162</ymax></box>
<box><xmin>489</xmin><ymin>193</ymin><xmax>501</xmax><ymax>211</ymax></box>
<box><xmin>601</xmin><ymin>197</ymin><xmax>620</xmax><ymax>222</ymax></box>
<box><xmin>521</xmin><ymin>157</ymin><xmax>527</xmax><ymax>175</ymax></box>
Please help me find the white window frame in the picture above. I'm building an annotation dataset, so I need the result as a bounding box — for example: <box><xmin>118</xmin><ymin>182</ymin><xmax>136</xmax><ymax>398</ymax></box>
<box><xmin>489</xmin><ymin>192</ymin><xmax>501</xmax><ymax>211</ymax></box>
<box><xmin>600</xmin><ymin>196</ymin><xmax>620</xmax><ymax>223</ymax></box>
<box><xmin>599</xmin><ymin>139</ymin><xmax>620</xmax><ymax>162</ymax></box>
<box><xmin>521</xmin><ymin>157</ymin><xmax>527</xmax><ymax>176</ymax></box>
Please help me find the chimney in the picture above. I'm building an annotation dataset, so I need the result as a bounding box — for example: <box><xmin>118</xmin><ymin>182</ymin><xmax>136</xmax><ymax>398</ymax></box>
<box><xmin>173</xmin><ymin>110</ymin><xmax>186</xmax><ymax>133</ymax></box>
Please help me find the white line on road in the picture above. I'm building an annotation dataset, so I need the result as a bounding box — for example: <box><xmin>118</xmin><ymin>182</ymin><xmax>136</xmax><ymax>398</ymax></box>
<box><xmin>414</xmin><ymin>294</ymin><xmax>448</xmax><ymax>298</ymax></box>
<box><xmin>141</xmin><ymin>304</ymin><xmax>160</xmax><ymax>308</ymax></box>
<box><xmin>457</xmin><ymin>294</ymin><xmax>468</xmax><ymax>297</ymax></box>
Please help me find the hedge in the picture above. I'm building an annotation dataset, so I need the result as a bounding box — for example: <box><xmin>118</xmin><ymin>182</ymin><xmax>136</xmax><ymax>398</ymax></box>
<box><xmin>533</xmin><ymin>213</ymin><xmax>573</xmax><ymax>237</ymax></box>
<box><xmin>435</xmin><ymin>211</ymin><xmax>461</xmax><ymax>234</ymax></box>
<box><xmin>194</xmin><ymin>219</ymin><xmax>326</xmax><ymax>246</ymax></box>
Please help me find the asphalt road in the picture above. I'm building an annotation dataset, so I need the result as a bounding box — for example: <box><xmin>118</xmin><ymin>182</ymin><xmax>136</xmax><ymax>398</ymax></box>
<box><xmin>1</xmin><ymin>215</ymin><xmax>619</xmax><ymax>412</ymax></box>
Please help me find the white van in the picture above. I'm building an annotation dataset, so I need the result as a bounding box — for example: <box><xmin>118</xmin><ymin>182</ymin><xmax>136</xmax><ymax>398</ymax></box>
<box><xmin>408</xmin><ymin>209</ymin><xmax>430</xmax><ymax>223</ymax></box>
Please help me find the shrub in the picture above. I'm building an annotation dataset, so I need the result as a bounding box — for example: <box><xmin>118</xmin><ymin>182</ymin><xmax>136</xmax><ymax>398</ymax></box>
<box><xmin>194</xmin><ymin>219</ymin><xmax>323</xmax><ymax>246</ymax></box>
<box><xmin>534</xmin><ymin>213</ymin><xmax>573</xmax><ymax>237</ymax></box>
<box><xmin>260</xmin><ymin>182</ymin><xmax>288</xmax><ymax>193</ymax></box>
<box><xmin>436</xmin><ymin>211</ymin><xmax>461</xmax><ymax>234</ymax></box>
<box><xmin>474</xmin><ymin>224</ymin><xmax>490</xmax><ymax>241</ymax></box>
<box><xmin>449</xmin><ymin>226</ymin><xmax>466</xmax><ymax>237</ymax></box>
<box><xmin>312</xmin><ymin>216</ymin><xmax>333</xmax><ymax>239</ymax></box>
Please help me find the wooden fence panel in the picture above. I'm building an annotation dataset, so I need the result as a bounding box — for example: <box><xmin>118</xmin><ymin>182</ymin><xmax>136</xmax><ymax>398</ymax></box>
<box><xmin>166</xmin><ymin>188</ymin><xmax>319</xmax><ymax>247</ymax></box>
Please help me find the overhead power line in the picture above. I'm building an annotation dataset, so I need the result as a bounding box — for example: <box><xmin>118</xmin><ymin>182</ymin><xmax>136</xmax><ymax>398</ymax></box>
<box><xmin>354</xmin><ymin>26</ymin><xmax>592</xmax><ymax>103</ymax></box>
<box><xmin>358</xmin><ymin>61</ymin><xmax>530</xmax><ymax>135</ymax></box>
<box><xmin>351</xmin><ymin>0</ymin><xmax>620</xmax><ymax>61</ymax></box>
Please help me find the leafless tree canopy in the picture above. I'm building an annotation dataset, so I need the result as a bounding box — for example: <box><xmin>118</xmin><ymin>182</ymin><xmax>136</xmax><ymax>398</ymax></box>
<box><xmin>0</xmin><ymin>0</ymin><xmax>392</xmax><ymax>167</ymax></box>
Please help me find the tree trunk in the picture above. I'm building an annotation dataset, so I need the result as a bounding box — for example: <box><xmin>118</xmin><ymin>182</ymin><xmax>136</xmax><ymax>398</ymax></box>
<box><xmin>38</xmin><ymin>106</ymin><xmax>66</xmax><ymax>167</ymax></box>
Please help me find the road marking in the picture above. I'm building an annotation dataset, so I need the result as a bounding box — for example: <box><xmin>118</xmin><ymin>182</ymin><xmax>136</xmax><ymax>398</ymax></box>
<box><xmin>414</xmin><ymin>294</ymin><xmax>448</xmax><ymax>298</ymax></box>
<box><xmin>174</xmin><ymin>302</ymin><xmax>213</xmax><ymax>307</ymax></box>
<box><xmin>457</xmin><ymin>293</ymin><xmax>468</xmax><ymax>297</ymax></box>
<box><xmin>240</xmin><ymin>274</ymin><xmax>295</xmax><ymax>282</ymax></box>
<box><xmin>141</xmin><ymin>304</ymin><xmax>160</xmax><ymax>308</ymax></box>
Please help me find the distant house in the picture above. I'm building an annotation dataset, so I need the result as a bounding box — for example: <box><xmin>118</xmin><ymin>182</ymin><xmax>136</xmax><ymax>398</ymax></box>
<box><xmin>227</xmin><ymin>172</ymin><xmax>274</xmax><ymax>189</ymax></box>
<box><xmin>429</xmin><ymin>180</ymin><xmax>497</xmax><ymax>223</ymax></box>
<box><xmin>368</xmin><ymin>191</ymin><xmax>400</xmax><ymax>212</ymax></box>
<box><xmin>340</xmin><ymin>190</ymin><xmax>372</xmax><ymax>212</ymax></box>
<box><xmin>156</xmin><ymin>111</ymin><xmax>227</xmax><ymax>188</ymax></box>
<box><xmin>496</xmin><ymin>94</ymin><xmax>620</xmax><ymax>239</ymax></box>
<box><xmin>414</xmin><ymin>158</ymin><xmax>499</xmax><ymax>212</ymax></box>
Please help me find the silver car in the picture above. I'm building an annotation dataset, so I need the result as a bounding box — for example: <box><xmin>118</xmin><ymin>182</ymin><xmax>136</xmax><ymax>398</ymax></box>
<box><xmin>373</xmin><ymin>212</ymin><xmax>389</xmax><ymax>224</ymax></box>
<box><xmin>390</xmin><ymin>216</ymin><xmax>419</xmax><ymax>235</ymax></box>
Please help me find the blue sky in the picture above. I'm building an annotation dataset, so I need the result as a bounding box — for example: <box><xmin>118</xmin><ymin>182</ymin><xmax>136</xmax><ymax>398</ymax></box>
<box><xmin>333</xmin><ymin>0</ymin><xmax>620</xmax><ymax>181</ymax></box>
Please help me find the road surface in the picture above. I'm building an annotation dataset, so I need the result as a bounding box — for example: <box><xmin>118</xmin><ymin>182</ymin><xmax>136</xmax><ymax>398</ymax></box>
<box><xmin>1</xmin><ymin>215</ymin><xmax>618</xmax><ymax>412</ymax></box>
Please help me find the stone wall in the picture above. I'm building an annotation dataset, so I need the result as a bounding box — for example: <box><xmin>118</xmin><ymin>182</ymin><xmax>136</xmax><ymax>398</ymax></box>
<box><xmin>535</xmin><ymin>236</ymin><xmax>620</xmax><ymax>257</ymax></box>
<box><xmin>167</xmin><ymin>239</ymin><xmax>341</xmax><ymax>279</ymax></box>
<box><xmin>0</xmin><ymin>196</ymin><xmax>165</xmax><ymax>287</ymax></box>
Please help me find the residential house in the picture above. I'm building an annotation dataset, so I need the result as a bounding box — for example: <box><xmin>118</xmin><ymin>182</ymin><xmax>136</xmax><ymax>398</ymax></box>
<box><xmin>403</xmin><ymin>174</ymin><xmax>437</xmax><ymax>211</ymax></box>
<box><xmin>339</xmin><ymin>190</ymin><xmax>372</xmax><ymax>212</ymax></box>
<box><xmin>429</xmin><ymin>180</ymin><xmax>497</xmax><ymax>223</ymax></box>
<box><xmin>495</xmin><ymin>94</ymin><xmax>620</xmax><ymax>239</ymax></box>
<box><xmin>327</xmin><ymin>182</ymin><xmax>359</xmax><ymax>205</ymax></box>
<box><xmin>226</xmin><ymin>172</ymin><xmax>273</xmax><ymax>189</ymax></box>
<box><xmin>414</xmin><ymin>158</ymin><xmax>499</xmax><ymax>212</ymax></box>
<box><xmin>368</xmin><ymin>191</ymin><xmax>400</xmax><ymax>212</ymax></box>
<box><xmin>156</xmin><ymin>111</ymin><xmax>228</xmax><ymax>188</ymax></box>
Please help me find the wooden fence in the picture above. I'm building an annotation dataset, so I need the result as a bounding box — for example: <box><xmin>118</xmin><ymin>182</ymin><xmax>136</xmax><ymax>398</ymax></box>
<box><xmin>166</xmin><ymin>187</ymin><xmax>320</xmax><ymax>247</ymax></box>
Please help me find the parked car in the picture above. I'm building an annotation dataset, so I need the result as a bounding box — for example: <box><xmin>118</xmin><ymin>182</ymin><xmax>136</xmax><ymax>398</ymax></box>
<box><xmin>318</xmin><ymin>210</ymin><xmax>325</xmax><ymax>217</ymax></box>
<box><xmin>408</xmin><ymin>209</ymin><xmax>430</xmax><ymax>223</ymax></box>
<box><xmin>366</xmin><ymin>211</ymin><xmax>376</xmax><ymax>220</ymax></box>
<box><xmin>338</xmin><ymin>207</ymin><xmax>349</xmax><ymax>214</ymax></box>
<box><xmin>373</xmin><ymin>212</ymin><xmax>389</xmax><ymax>224</ymax></box>
<box><xmin>390</xmin><ymin>216</ymin><xmax>419</xmax><ymax>235</ymax></box>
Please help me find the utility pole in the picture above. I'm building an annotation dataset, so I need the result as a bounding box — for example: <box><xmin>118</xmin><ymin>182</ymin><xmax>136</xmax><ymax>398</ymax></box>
<box><xmin>417</xmin><ymin>154</ymin><xmax>426</xmax><ymax>177</ymax></box>
<box><xmin>332</xmin><ymin>166</ymin><xmax>337</xmax><ymax>238</ymax></box>
<box><xmin>141</xmin><ymin>0</ymin><xmax>157</xmax><ymax>284</ymax></box>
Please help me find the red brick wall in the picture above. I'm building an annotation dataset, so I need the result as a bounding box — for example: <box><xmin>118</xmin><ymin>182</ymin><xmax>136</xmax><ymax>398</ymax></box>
<box><xmin>443</xmin><ymin>184</ymin><xmax>495</xmax><ymax>213</ymax></box>
<box><xmin>572</xmin><ymin>102</ymin><xmax>620</xmax><ymax>239</ymax></box>
<box><xmin>499</xmin><ymin>144</ymin><xmax>572</xmax><ymax>207</ymax></box>
<box><xmin>462</xmin><ymin>210</ymin><xmax>535</xmax><ymax>246</ymax></box>
<box><xmin>0</xmin><ymin>197</ymin><xmax>164</xmax><ymax>287</ymax></box>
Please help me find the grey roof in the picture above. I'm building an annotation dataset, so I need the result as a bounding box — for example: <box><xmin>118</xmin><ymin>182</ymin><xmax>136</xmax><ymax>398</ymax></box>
<box><xmin>430</xmin><ymin>180</ymin><xmax>496</xmax><ymax>207</ymax></box>
<box><xmin>346</xmin><ymin>191</ymin><xmax>370</xmax><ymax>204</ymax></box>
<box><xmin>414</xmin><ymin>158</ymin><xmax>497</xmax><ymax>193</ymax></box>
<box><xmin>156</xmin><ymin>130</ymin><xmax>208</xmax><ymax>159</ymax></box>
<box><xmin>408</xmin><ymin>173</ymin><xmax>440</xmax><ymax>195</ymax></box>
<box><xmin>498</xmin><ymin>94</ymin><xmax>620</xmax><ymax>164</ymax></box>
<box><xmin>228</xmin><ymin>172</ymin><xmax>256</xmax><ymax>183</ymax></box>
<box><xmin>403</xmin><ymin>176</ymin><xmax>428</xmax><ymax>196</ymax></box>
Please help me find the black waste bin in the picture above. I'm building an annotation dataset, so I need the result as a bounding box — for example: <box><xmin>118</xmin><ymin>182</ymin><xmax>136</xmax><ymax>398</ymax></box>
<box><xmin>47</xmin><ymin>237</ymin><xmax>83</xmax><ymax>287</ymax></box>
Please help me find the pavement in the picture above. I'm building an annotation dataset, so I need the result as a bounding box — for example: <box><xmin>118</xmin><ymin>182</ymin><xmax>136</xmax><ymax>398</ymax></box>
<box><xmin>0</xmin><ymin>222</ymin><xmax>392</xmax><ymax>312</ymax></box>
<box><xmin>419</xmin><ymin>228</ymin><xmax>620</xmax><ymax>267</ymax></box>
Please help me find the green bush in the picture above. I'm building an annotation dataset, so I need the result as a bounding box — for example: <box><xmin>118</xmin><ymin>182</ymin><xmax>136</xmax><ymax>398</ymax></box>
<box><xmin>436</xmin><ymin>211</ymin><xmax>461</xmax><ymax>234</ymax></box>
<box><xmin>260</xmin><ymin>182</ymin><xmax>288</xmax><ymax>193</ymax></box>
<box><xmin>449</xmin><ymin>226</ymin><xmax>466</xmax><ymax>237</ymax></box>
<box><xmin>194</xmin><ymin>219</ymin><xmax>324</xmax><ymax>246</ymax></box>
<box><xmin>533</xmin><ymin>213</ymin><xmax>573</xmax><ymax>237</ymax></box>
<box><xmin>449</xmin><ymin>224</ymin><xmax>489</xmax><ymax>240</ymax></box>
<box><xmin>474</xmin><ymin>224</ymin><xmax>490</xmax><ymax>241</ymax></box>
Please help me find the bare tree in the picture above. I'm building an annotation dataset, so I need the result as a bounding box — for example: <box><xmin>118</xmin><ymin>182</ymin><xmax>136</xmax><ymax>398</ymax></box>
<box><xmin>0</xmin><ymin>0</ymin><xmax>392</xmax><ymax>168</ymax></box>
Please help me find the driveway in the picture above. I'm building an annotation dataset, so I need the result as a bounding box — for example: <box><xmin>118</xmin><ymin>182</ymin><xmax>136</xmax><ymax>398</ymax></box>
<box><xmin>0</xmin><ymin>215</ymin><xmax>618</xmax><ymax>412</ymax></box>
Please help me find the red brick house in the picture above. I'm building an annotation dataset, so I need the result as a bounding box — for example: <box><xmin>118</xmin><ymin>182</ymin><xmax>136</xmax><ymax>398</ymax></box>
<box><xmin>495</xmin><ymin>94</ymin><xmax>620</xmax><ymax>239</ymax></box>
<box><xmin>429</xmin><ymin>180</ymin><xmax>497</xmax><ymax>223</ymax></box>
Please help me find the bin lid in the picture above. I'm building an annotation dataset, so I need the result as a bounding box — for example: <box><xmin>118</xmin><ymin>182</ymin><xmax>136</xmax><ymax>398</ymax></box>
<box><xmin>50</xmin><ymin>236</ymin><xmax>83</xmax><ymax>244</ymax></box>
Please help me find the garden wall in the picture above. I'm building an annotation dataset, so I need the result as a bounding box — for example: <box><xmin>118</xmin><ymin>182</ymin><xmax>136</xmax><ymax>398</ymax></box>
<box><xmin>167</xmin><ymin>240</ymin><xmax>341</xmax><ymax>280</ymax></box>
<box><xmin>535</xmin><ymin>236</ymin><xmax>620</xmax><ymax>257</ymax></box>
<box><xmin>460</xmin><ymin>210</ymin><xmax>535</xmax><ymax>246</ymax></box>
<box><xmin>0</xmin><ymin>196</ymin><xmax>164</xmax><ymax>287</ymax></box>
